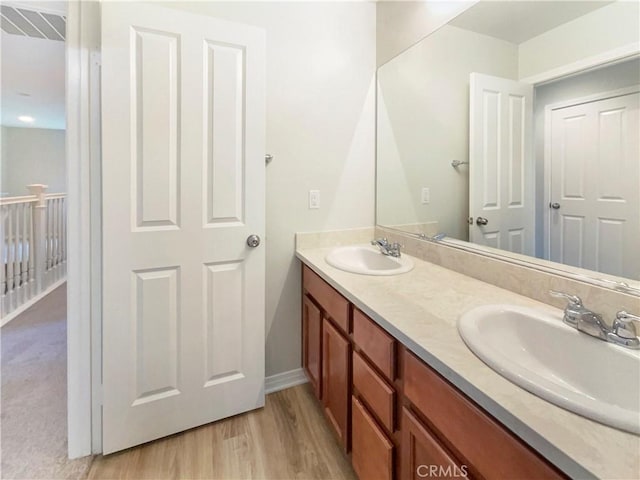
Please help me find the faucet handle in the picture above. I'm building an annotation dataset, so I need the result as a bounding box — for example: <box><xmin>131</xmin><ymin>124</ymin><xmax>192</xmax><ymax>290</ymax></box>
<box><xmin>549</xmin><ymin>290</ymin><xmax>583</xmax><ymax>306</ymax></box>
<box><xmin>371</xmin><ymin>237</ymin><xmax>388</xmax><ymax>246</ymax></box>
<box><xmin>612</xmin><ymin>311</ymin><xmax>640</xmax><ymax>339</ymax></box>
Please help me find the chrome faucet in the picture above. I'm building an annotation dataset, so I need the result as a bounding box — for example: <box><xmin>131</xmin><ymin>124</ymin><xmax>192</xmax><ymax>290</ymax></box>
<box><xmin>371</xmin><ymin>238</ymin><xmax>401</xmax><ymax>258</ymax></box>
<box><xmin>549</xmin><ymin>291</ymin><xmax>640</xmax><ymax>349</ymax></box>
<box><xmin>609</xmin><ymin>311</ymin><xmax>640</xmax><ymax>349</ymax></box>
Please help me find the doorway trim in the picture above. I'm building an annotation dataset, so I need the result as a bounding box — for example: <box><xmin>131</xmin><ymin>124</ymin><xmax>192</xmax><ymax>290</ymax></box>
<box><xmin>521</xmin><ymin>45</ymin><xmax>639</xmax><ymax>85</ymax></box>
<box><xmin>542</xmin><ymin>84</ymin><xmax>640</xmax><ymax>262</ymax></box>
<box><xmin>66</xmin><ymin>0</ymin><xmax>101</xmax><ymax>458</ymax></box>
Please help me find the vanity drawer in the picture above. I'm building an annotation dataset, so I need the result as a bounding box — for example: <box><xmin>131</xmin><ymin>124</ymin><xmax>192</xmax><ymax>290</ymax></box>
<box><xmin>403</xmin><ymin>350</ymin><xmax>565</xmax><ymax>479</ymax></box>
<box><xmin>353</xmin><ymin>350</ymin><xmax>395</xmax><ymax>432</ymax></box>
<box><xmin>303</xmin><ymin>265</ymin><xmax>350</xmax><ymax>334</ymax></box>
<box><xmin>353</xmin><ymin>308</ymin><xmax>395</xmax><ymax>381</ymax></box>
<box><xmin>352</xmin><ymin>396</ymin><xmax>394</xmax><ymax>480</ymax></box>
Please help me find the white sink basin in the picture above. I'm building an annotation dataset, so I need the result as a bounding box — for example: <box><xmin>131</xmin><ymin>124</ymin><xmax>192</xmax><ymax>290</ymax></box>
<box><xmin>458</xmin><ymin>304</ymin><xmax>640</xmax><ymax>434</ymax></box>
<box><xmin>325</xmin><ymin>245</ymin><xmax>414</xmax><ymax>276</ymax></box>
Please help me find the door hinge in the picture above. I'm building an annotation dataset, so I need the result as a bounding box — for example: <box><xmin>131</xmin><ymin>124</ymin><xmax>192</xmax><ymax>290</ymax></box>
<box><xmin>91</xmin><ymin>51</ymin><xmax>102</xmax><ymax>67</ymax></box>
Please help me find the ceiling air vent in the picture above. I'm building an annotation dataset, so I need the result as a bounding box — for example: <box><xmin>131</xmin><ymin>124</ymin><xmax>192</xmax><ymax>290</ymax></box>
<box><xmin>0</xmin><ymin>5</ymin><xmax>65</xmax><ymax>41</ymax></box>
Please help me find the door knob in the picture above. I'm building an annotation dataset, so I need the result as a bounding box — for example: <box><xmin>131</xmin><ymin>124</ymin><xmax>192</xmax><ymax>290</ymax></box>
<box><xmin>246</xmin><ymin>234</ymin><xmax>261</xmax><ymax>248</ymax></box>
<box><xmin>476</xmin><ymin>217</ymin><xmax>488</xmax><ymax>226</ymax></box>
<box><xmin>550</xmin><ymin>202</ymin><xmax>561</xmax><ymax>210</ymax></box>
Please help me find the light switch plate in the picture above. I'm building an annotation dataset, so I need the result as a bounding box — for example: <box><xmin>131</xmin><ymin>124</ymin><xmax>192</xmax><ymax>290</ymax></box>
<box><xmin>309</xmin><ymin>190</ymin><xmax>320</xmax><ymax>209</ymax></box>
<box><xmin>421</xmin><ymin>187</ymin><xmax>430</xmax><ymax>204</ymax></box>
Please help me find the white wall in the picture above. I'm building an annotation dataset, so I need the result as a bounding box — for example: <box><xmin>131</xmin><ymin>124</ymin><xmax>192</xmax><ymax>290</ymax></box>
<box><xmin>163</xmin><ymin>2</ymin><xmax>376</xmax><ymax>377</ymax></box>
<box><xmin>1</xmin><ymin>127</ymin><xmax>7</xmax><ymax>195</ymax></box>
<box><xmin>376</xmin><ymin>1</ymin><xmax>476</xmax><ymax>67</ymax></box>
<box><xmin>533</xmin><ymin>58</ymin><xmax>640</xmax><ymax>256</ymax></box>
<box><xmin>377</xmin><ymin>25</ymin><xmax>518</xmax><ymax>240</ymax></box>
<box><xmin>0</xmin><ymin>126</ymin><xmax>66</xmax><ymax>196</ymax></box>
<box><xmin>519</xmin><ymin>1</ymin><xmax>640</xmax><ymax>81</ymax></box>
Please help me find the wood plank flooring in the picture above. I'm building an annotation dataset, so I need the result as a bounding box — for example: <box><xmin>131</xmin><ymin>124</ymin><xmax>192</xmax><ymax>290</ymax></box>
<box><xmin>87</xmin><ymin>384</ymin><xmax>357</xmax><ymax>480</ymax></box>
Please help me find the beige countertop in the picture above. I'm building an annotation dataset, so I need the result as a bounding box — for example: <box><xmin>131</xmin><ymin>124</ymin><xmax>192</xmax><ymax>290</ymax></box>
<box><xmin>296</xmin><ymin>244</ymin><xmax>640</xmax><ymax>480</ymax></box>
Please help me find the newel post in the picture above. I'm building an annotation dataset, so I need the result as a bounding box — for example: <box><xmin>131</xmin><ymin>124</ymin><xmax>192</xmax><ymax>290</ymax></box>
<box><xmin>27</xmin><ymin>184</ymin><xmax>48</xmax><ymax>293</ymax></box>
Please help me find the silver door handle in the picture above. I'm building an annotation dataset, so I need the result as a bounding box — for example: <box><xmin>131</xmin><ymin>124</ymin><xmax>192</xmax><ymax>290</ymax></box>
<box><xmin>246</xmin><ymin>235</ymin><xmax>261</xmax><ymax>248</ymax></box>
<box><xmin>476</xmin><ymin>217</ymin><xmax>488</xmax><ymax>226</ymax></box>
<box><xmin>550</xmin><ymin>202</ymin><xmax>561</xmax><ymax>210</ymax></box>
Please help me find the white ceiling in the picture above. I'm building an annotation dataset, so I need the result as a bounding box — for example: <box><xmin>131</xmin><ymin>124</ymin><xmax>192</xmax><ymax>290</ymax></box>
<box><xmin>450</xmin><ymin>1</ymin><xmax>615</xmax><ymax>45</ymax></box>
<box><xmin>1</xmin><ymin>1</ymin><xmax>65</xmax><ymax>130</ymax></box>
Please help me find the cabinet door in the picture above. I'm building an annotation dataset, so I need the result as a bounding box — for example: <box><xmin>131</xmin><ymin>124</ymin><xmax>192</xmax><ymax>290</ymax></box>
<box><xmin>401</xmin><ymin>408</ymin><xmax>467</xmax><ymax>480</ymax></box>
<box><xmin>303</xmin><ymin>295</ymin><xmax>322</xmax><ymax>398</ymax></box>
<box><xmin>352</xmin><ymin>396</ymin><xmax>393</xmax><ymax>480</ymax></box>
<box><xmin>322</xmin><ymin>318</ymin><xmax>350</xmax><ymax>449</ymax></box>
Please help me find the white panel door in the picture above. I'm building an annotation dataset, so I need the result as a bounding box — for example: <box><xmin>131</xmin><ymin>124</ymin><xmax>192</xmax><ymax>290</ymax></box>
<box><xmin>549</xmin><ymin>92</ymin><xmax>639</xmax><ymax>279</ymax></box>
<box><xmin>101</xmin><ymin>3</ymin><xmax>265</xmax><ymax>454</ymax></box>
<box><xmin>469</xmin><ymin>73</ymin><xmax>534</xmax><ymax>255</ymax></box>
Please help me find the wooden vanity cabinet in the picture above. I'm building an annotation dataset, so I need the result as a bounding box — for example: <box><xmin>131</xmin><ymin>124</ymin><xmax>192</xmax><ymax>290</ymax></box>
<box><xmin>351</xmin><ymin>308</ymin><xmax>398</xmax><ymax>479</ymax></box>
<box><xmin>403</xmin><ymin>350</ymin><xmax>565</xmax><ymax>480</ymax></box>
<box><xmin>302</xmin><ymin>265</ymin><xmax>351</xmax><ymax>450</ymax></box>
<box><xmin>300</xmin><ymin>264</ymin><xmax>565</xmax><ymax>480</ymax></box>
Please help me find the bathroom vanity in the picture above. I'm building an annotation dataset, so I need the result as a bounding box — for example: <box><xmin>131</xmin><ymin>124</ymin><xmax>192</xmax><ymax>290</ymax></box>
<box><xmin>297</xmin><ymin>239</ymin><xmax>640</xmax><ymax>480</ymax></box>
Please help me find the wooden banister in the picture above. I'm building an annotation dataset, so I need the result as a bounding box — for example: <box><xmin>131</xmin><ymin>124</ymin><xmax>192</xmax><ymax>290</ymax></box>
<box><xmin>1</xmin><ymin>185</ymin><xmax>67</xmax><ymax>324</ymax></box>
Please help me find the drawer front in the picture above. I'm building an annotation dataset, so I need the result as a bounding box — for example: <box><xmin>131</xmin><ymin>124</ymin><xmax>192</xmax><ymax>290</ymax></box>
<box><xmin>352</xmin><ymin>396</ymin><xmax>394</xmax><ymax>480</ymax></box>
<box><xmin>353</xmin><ymin>308</ymin><xmax>395</xmax><ymax>381</ymax></box>
<box><xmin>353</xmin><ymin>350</ymin><xmax>395</xmax><ymax>432</ymax></box>
<box><xmin>403</xmin><ymin>351</ymin><xmax>565</xmax><ymax>480</ymax></box>
<box><xmin>303</xmin><ymin>265</ymin><xmax>350</xmax><ymax>334</ymax></box>
<box><xmin>401</xmin><ymin>407</ymin><xmax>465</xmax><ymax>480</ymax></box>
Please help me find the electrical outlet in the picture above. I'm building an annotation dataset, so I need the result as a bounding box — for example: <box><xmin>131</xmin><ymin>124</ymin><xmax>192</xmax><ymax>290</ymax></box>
<box><xmin>309</xmin><ymin>190</ymin><xmax>320</xmax><ymax>209</ymax></box>
<box><xmin>421</xmin><ymin>187</ymin><xmax>430</xmax><ymax>204</ymax></box>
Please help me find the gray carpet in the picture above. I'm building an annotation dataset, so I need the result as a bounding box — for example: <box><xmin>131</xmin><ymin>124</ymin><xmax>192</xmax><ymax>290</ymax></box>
<box><xmin>1</xmin><ymin>284</ymin><xmax>92</xmax><ymax>479</ymax></box>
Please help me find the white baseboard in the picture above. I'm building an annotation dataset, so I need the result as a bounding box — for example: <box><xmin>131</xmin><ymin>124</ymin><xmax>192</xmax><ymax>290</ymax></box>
<box><xmin>265</xmin><ymin>368</ymin><xmax>308</xmax><ymax>394</ymax></box>
<box><xmin>1</xmin><ymin>278</ymin><xmax>67</xmax><ymax>327</ymax></box>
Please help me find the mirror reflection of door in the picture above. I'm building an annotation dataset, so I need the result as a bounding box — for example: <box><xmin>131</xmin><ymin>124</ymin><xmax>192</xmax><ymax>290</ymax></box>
<box><xmin>375</xmin><ymin>0</ymin><xmax>640</xmax><ymax>283</ymax></box>
<box><xmin>469</xmin><ymin>73</ymin><xmax>534</xmax><ymax>255</ymax></box>
<box><xmin>548</xmin><ymin>90</ymin><xmax>640</xmax><ymax>279</ymax></box>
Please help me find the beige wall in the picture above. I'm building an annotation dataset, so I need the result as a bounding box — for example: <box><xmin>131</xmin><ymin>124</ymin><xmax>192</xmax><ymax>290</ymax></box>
<box><xmin>519</xmin><ymin>1</ymin><xmax>640</xmax><ymax>80</ymax></box>
<box><xmin>377</xmin><ymin>25</ymin><xmax>518</xmax><ymax>240</ymax></box>
<box><xmin>376</xmin><ymin>1</ymin><xmax>476</xmax><ymax>66</ymax></box>
<box><xmin>1</xmin><ymin>126</ymin><xmax>66</xmax><ymax>196</ymax></box>
<box><xmin>163</xmin><ymin>2</ymin><xmax>377</xmax><ymax>377</ymax></box>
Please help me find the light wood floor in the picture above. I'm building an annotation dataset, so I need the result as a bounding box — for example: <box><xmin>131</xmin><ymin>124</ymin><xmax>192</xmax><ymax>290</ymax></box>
<box><xmin>87</xmin><ymin>384</ymin><xmax>357</xmax><ymax>480</ymax></box>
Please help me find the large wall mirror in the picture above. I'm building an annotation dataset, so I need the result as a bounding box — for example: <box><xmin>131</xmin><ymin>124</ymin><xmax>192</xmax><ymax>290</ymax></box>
<box><xmin>377</xmin><ymin>0</ymin><xmax>640</xmax><ymax>292</ymax></box>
